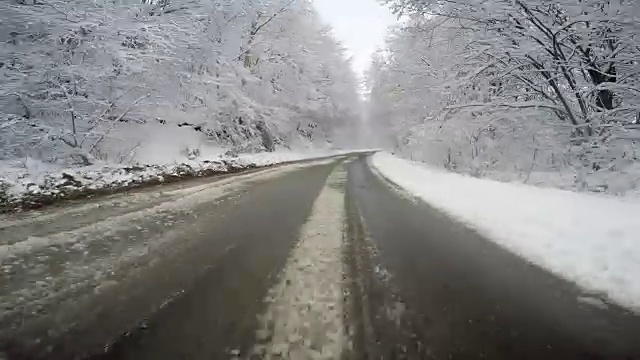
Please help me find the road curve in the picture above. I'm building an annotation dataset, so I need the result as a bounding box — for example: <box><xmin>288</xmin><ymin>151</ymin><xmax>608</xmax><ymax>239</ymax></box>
<box><xmin>1</xmin><ymin>155</ymin><xmax>639</xmax><ymax>359</ymax></box>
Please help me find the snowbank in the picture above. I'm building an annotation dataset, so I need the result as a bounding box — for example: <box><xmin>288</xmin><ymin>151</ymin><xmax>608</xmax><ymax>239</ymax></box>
<box><xmin>0</xmin><ymin>150</ymin><xmax>351</xmax><ymax>213</ymax></box>
<box><xmin>480</xmin><ymin>165</ymin><xmax>640</xmax><ymax>199</ymax></box>
<box><xmin>370</xmin><ymin>152</ymin><xmax>640</xmax><ymax>312</ymax></box>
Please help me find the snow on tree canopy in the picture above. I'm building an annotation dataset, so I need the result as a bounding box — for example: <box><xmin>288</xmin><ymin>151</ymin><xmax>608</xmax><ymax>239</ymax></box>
<box><xmin>0</xmin><ymin>0</ymin><xmax>361</xmax><ymax>166</ymax></box>
<box><xmin>368</xmin><ymin>0</ymin><xmax>640</xmax><ymax>196</ymax></box>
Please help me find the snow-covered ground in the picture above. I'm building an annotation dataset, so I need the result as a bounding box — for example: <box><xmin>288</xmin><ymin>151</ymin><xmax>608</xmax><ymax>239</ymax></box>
<box><xmin>481</xmin><ymin>165</ymin><xmax>640</xmax><ymax>199</ymax></box>
<box><xmin>370</xmin><ymin>152</ymin><xmax>640</xmax><ymax>312</ymax></box>
<box><xmin>0</xmin><ymin>149</ymin><xmax>354</xmax><ymax>213</ymax></box>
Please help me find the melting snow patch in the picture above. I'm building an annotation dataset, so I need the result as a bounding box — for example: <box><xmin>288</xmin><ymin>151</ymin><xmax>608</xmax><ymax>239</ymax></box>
<box><xmin>371</xmin><ymin>152</ymin><xmax>640</xmax><ymax>312</ymax></box>
<box><xmin>577</xmin><ymin>296</ymin><xmax>609</xmax><ymax>310</ymax></box>
<box><xmin>0</xmin><ymin>236</ymin><xmax>52</xmax><ymax>262</ymax></box>
<box><xmin>250</xmin><ymin>166</ymin><xmax>347</xmax><ymax>359</ymax></box>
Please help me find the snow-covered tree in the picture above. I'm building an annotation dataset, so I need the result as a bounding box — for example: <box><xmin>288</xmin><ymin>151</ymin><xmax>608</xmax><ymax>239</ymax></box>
<box><xmin>368</xmin><ymin>0</ymin><xmax>640</xmax><ymax>194</ymax></box>
<box><xmin>0</xmin><ymin>0</ymin><xmax>360</xmax><ymax>165</ymax></box>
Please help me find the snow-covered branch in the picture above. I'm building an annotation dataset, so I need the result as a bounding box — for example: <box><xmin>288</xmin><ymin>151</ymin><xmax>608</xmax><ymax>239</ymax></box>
<box><xmin>368</xmin><ymin>0</ymin><xmax>640</xmax><ymax>195</ymax></box>
<box><xmin>1</xmin><ymin>0</ymin><xmax>360</xmax><ymax>165</ymax></box>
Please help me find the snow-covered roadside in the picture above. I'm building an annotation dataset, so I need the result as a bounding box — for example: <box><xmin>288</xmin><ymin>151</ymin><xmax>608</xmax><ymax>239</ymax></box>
<box><xmin>0</xmin><ymin>150</ymin><xmax>358</xmax><ymax>213</ymax></box>
<box><xmin>370</xmin><ymin>152</ymin><xmax>640</xmax><ymax>312</ymax></box>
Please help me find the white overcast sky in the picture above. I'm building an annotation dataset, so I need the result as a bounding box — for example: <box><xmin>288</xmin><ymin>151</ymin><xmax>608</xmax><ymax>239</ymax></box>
<box><xmin>312</xmin><ymin>0</ymin><xmax>397</xmax><ymax>79</ymax></box>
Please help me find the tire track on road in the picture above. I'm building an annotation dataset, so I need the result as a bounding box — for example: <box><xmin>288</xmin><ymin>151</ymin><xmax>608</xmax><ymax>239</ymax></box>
<box><xmin>249</xmin><ymin>164</ymin><xmax>348</xmax><ymax>359</ymax></box>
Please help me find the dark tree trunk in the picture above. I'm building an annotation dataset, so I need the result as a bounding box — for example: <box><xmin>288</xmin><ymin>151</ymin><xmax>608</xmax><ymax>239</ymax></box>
<box><xmin>588</xmin><ymin>65</ymin><xmax>616</xmax><ymax>111</ymax></box>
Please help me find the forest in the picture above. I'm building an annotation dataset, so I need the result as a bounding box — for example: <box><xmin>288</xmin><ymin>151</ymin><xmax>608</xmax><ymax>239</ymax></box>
<box><xmin>367</xmin><ymin>0</ymin><xmax>640</xmax><ymax>194</ymax></box>
<box><xmin>0</xmin><ymin>0</ymin><xmax>360</xmax><ymax>167</ymax></box>
<box><xmin>3</xmin><ymin>0</ymin><xmax>640</xmax><ymax>197</ymax></box>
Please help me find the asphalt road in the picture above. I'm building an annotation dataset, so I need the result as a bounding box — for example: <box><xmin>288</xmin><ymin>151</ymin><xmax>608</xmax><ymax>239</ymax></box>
<box><xmin>1</xmin><ymin>155</ymin><xmax>640</xmax><ymax>359</ymax></box>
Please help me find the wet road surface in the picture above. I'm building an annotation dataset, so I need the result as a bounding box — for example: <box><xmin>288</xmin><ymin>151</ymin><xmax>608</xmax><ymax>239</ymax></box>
<box><xmin>345</xmin><ymin>159</ymin><xmax>640</xmax><ymax>360</ymax></box>
<box><xmin>1</xmin><ymin>155</ymin><xmax>640</xmax><ymax>359</ymax></box>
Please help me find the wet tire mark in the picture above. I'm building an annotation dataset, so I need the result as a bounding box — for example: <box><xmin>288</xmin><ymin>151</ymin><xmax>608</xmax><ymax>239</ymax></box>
<box><xmin>344</xmin><ymin>166</ymin><xmax>430</xmax><ymax>359</ymax></box>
